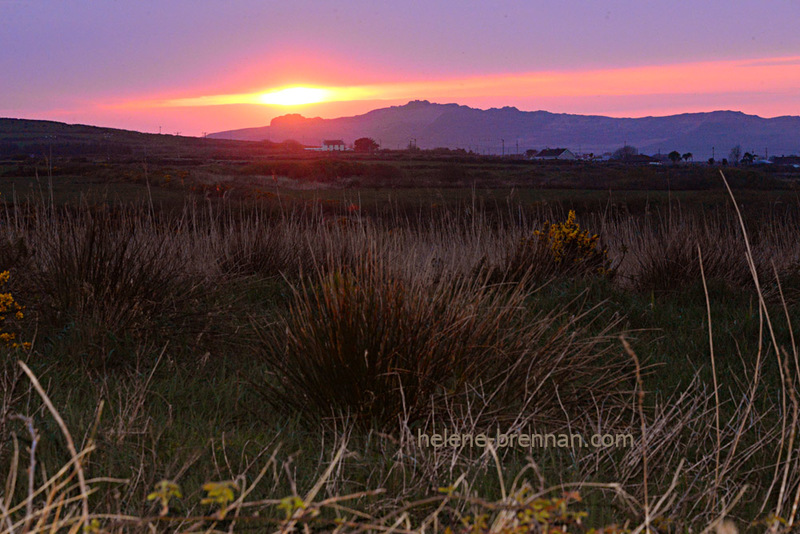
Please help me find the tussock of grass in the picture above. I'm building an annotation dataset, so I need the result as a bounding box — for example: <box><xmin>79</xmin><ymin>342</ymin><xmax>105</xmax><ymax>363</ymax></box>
<box><xmin>254</xmin><ymin>243</ymin><xmax>632</xmax><ymax>431</ymax></box>
<box><xmin>35</xmin><ymin>215</ymin><xmax>184</xmax><ymax>325</ymax></box>
<box><xmin>603</xmin><ymin>209</ymin><xmax>800</xmax><ymax>298</ymax></box>
<box><xmin>616</xmin><ymin>215</ymin><xmax>752</xmax><ymax>291</ymax></box>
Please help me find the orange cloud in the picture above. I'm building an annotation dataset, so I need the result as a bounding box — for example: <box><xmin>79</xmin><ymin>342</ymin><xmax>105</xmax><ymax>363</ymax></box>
<box><xmin>358</xmin><ymin>55</ymin><xmax>800</xmax><ymax>100</ymax></box>
<box><xmin>115</xmin><ymin>54</ymin><xmax>800</xmax><ymax>112</ymax></box>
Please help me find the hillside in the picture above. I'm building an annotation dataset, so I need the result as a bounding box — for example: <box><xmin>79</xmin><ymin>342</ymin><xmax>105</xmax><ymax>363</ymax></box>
<box><xmin>0</xmin><ymin>118</ymin><xmax>279</xmax><ymax>159</ymax></box>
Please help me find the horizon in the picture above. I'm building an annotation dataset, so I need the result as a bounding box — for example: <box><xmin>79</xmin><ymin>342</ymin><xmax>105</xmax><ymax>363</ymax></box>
<box><xmin>2</xmin><ymin>1</ymin><xmax>799</xmax><ymax>136</ymax></box>
<box><xmin>4</xmin><ymin>100</ymin><xmax>794</xmax><ymax>138</ymax></box>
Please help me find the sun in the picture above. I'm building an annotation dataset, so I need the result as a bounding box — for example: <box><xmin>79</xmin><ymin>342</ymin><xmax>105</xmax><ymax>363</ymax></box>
<box><xmin>257</xmin><ymin>86</ymin><xmax>331</xmax><ymax>106</ymax></box>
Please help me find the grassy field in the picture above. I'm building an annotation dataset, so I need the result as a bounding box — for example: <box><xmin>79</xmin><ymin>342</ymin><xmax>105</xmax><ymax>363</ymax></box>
<box><xmin>1</xmin><ymin>152</ymin><xmax>800</xmax><ymax>532</ymax></box>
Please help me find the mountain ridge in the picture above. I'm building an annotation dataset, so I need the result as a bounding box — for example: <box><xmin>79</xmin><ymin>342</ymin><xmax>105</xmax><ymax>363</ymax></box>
<box><xmin>209</xmin><ymin>101</ymin><xmax>800</xmax><ymax>159</ymax></box>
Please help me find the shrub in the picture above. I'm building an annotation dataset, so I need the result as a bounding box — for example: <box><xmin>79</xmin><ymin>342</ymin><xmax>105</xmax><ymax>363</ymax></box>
<box><xmin>0</xmin><ymin>270</ymin><xmax>29</xmax><ymax>349</ymax></box>
<box><xmin>361</xmin><ymin>163</ymin><xmax>405</xmax><ymax>187</ymax></box>
<box><xmin>534</xmin><ymin>210</ymin><xmax>609</xmax><ymax>269</ymax></box>
<box><xmin>0</xmin><ymin>236</ymin><xmax>29</xmax><ymax>273</ymax></box>
<box><xmin>437</xmin><ymin>162</ymin><xmax>471</xmax><ymax>184</ymax></box>
<box><xmin>499</xmin><ymin>210</ymin><xmax>612</xmax><ymax>283</ymax></box>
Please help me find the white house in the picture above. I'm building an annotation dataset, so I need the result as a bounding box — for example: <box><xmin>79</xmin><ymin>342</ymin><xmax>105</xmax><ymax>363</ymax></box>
<box><xmin>533</xmin><ymin>148</ymin><xmax>576</xmax><ymax>160</ymax></box>
<box><xmin>322</xmin><ymin>139</ymin><xmax>347</xmax><ymax>151</ymax></box>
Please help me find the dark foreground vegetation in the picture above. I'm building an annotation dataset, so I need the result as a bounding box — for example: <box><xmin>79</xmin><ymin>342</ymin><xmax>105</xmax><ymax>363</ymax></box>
<box><xmin>2</xmin><ymin>149</ymin><xmax>800</xmax><ymax>532</ymax></box>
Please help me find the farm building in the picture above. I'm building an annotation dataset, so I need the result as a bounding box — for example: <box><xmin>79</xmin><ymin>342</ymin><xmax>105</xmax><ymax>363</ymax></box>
<box><xmin>533</xmin><ymin>148</ymin><xmax>576</xmax><ymax>160</ymax></box>
<box><xmin>322</xmin><ymin>139</ymin><xmax>347</xmax><ymax>151</ymax></box>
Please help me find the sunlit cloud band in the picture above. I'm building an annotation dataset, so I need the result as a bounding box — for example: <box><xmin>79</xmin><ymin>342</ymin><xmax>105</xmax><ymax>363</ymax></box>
<box><xmin>119</xmin><ymin>55</ymin><xmax>800</xmax><ymax>112</ymax></box>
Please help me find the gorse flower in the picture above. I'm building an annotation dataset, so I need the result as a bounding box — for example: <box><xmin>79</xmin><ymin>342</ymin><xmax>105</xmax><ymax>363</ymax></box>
<box><xmin>509</xmin><ymin>210</ymin><xmax>612</xmax><ymax>279</ymax></box>
<box><xmin>532</xmin><ymin>210</ymin><xmax>603</xmax><ymax>264</ymax></box>
<box><xmin>0</xmin><ymin>270</ymin><xmax>30</xmax><ymax>349</ymax></box>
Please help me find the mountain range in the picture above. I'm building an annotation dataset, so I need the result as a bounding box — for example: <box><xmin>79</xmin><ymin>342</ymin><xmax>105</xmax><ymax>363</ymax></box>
<box><xmin>209</xmin><ymin>100</ymin><xmax>800</xmax><ymax>160</ymax></box>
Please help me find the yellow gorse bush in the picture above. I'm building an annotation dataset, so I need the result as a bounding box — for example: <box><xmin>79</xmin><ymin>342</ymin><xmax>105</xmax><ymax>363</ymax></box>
<box><xmin>532</xmin><ymin>210</ymin><xmax>602</xmax><ymax>264</ymax></box>
<box><xmin>0</xmin><ymin>270</ymin><xmax>30</xmax><ymax>349</ymax></box>
<box><xmin>501</xmin><ymin>210</ymin><xmax>614</xmax><ymax>283</ymax></box>
<box><xmin>516</xmin><ymin>210</ymin><xmax>612</xmax><ymax>277</ymax></box>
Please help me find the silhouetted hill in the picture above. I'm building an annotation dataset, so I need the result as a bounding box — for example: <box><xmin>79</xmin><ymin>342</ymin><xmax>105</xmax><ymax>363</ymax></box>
<box><xmin>0</xmin><ymin>118</ymin><xmax>281</xmax><ymax>159</ymax></box>
<box><xmin>209</xmin><ymin>101</ymin><xmax>800</xmax><ymax>159</ymax></box>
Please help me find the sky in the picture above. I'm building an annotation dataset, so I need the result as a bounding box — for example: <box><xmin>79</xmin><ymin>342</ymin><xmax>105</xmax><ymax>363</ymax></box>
<box><xmin>1</xmin><ymin>0</ymin><xmax>799</xmax><ymax>137</ymax></box>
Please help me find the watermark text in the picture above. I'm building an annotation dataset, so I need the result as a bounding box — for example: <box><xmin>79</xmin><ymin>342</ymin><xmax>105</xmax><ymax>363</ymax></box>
<box><xmin>417</xmin><ymin>429</ymin><xmax>633</xmax><ymax>449</ymax></box>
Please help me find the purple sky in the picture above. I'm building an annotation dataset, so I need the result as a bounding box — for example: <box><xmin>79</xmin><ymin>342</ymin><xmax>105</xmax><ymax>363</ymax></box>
<box><xmin>2</xmin><ymin>0</ymin><xmax>799</xmax><ymax>136</ymax></box>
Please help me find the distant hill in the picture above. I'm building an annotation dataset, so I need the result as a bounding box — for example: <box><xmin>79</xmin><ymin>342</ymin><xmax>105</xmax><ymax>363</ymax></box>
<box><xmin>0</xmin><ymin>118</ymin><xmax>281</xmax><ymax>159</ymax></box>
<box><xmin>209</xmin><ymin>100</ymin><xmax>800</xmax><ymax>160</ymax></box>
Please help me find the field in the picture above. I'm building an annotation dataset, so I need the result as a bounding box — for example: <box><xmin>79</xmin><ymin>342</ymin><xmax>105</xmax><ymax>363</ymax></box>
<box><xmin>2</xmin><ymin>145</ymin><xmax>800</xmax><ymax>533</ymax></box>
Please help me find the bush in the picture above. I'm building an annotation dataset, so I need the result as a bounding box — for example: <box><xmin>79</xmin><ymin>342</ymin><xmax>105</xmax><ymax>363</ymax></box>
<box><xmin>437</xmin><ymin>162</ymin><xmax>471</xmax><ymax>184</ymax></box>
<box><xmin>495</xmin><ymin>210</ymin><xmax>613</xmax><ymax>283</ymax></box>
<box><xmin>362</xmin><ymin>163</ymin><xmax>405</xmax><ymax>187</ymax></box>
<box><xmin>0</xmin><ymin>236</ymin><xmax>29</xmax><ymax>273</ymax></box>
<box><xmin>0</xmin><ymin>270</ymin><xmax>28</xmax><ymax>349</ymax></box>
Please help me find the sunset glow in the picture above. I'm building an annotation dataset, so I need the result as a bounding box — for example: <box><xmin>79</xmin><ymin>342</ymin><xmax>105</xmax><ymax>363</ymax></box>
<box><xmin>257</xmin><ymin>87</ymin><xmax>331</xmax><ymax>106</ymax></box>
<box><xmin>130</xmin><ymin>54</ymin><xmax>800</xmax><ymax>116</ymax></box>
<box><xmin>4</xmin><ymin>1</ymin><xmax>799</xmax><ymax>136</ymax></box>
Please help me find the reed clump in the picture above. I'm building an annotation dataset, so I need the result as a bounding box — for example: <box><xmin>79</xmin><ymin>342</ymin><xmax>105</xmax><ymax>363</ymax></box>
<box><xmin>254</xmin><ymin>244</ymin><xmax>632</xmax><ymax>432</ymax></box>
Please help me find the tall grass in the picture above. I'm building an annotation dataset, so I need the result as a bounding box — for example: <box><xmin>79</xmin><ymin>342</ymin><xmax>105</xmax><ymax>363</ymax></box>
<box><xmin>1</xmin><ymin>184</ymin><xmax>800</xmax><ymax>531</ymax></box>
<box><xmin>585</xmin><ymin>206</ymin><xmax>800</xmax><ymax>299</ymax></box>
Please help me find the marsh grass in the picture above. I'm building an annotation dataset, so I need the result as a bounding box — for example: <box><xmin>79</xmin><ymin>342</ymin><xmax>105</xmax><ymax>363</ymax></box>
<box><xmin>31</xmin><ymin>213</ymin><xmax>202</xmax><ymax>369</ymax></box>
<box><xmin>606</xmin><ymin>208</ymin><xmax>800</xmax><ymax>298</ymax></box>
<box><xmin>1</xmin><ymin>180</ymin><xmax>800</xmax><ymax>532</ymax></box>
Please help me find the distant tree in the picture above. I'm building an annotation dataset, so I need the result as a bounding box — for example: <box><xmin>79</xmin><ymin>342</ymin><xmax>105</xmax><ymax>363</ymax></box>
<box><xmin>708</xmin><ymin>157</ymin><xmax>715</xmax><ymax>165</ymax></box>
<box><xmin>741</xmin><ymin>152</ymin><xmax>756</xmax><ymax>165</ymax></box>
<box><xmin>612</xmin><ymin>145</ymin><xmax>638</xmax><ymax>161</ymax></box>
<box><xmin>722</xmin><ymin>158</ymin><xmax>728</xmax><ymax>166</ymax></box>
<box><xmin>354</xmin><ymin>137</ymin><xmax>379</xmax><ymax>153</ymax></box>
<box><xmin>668</xmin><ymin>151</ymin><xmax>682</xmax><ymax>164</ymax></box>
<box><xmin>279</xmin><ymin>139</ymin><xmax>305</xmax><ymax>153</ymax></box>
<box><xmin>682</xmin><ymin>152</ymin><xmax>693</xmax><ymax>162</ymax></box>
<box><xmin>729</xmin><ymin>145</ymin><xmax>742</xmax><ymax>165</ymax></box>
